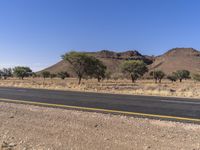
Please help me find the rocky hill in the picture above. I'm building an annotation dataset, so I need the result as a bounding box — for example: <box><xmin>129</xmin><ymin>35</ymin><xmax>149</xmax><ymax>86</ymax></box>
<box><xmin>41</xmin><ymin>48</ymin><xmax>200</xmax><ymax>76</ymax></box>
<box><xmin>41</xmin><ymin>50</ymin><xmax>154</xmax><ymax>76</ymax></box>
<box><xmin>149</xmin><ymin>48</ymin><xmax>200</xmax><ymax>74</ymax></box>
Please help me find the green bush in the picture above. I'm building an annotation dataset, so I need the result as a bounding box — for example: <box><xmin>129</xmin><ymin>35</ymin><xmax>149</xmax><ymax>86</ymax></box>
<box><xmin>121</xmin><ymin>60</ymin><xmax>148</xmax><ymax>83</ymax></box>
<box><xmin>149</xmin><ymin>70</ymin><xmax>165</xmax><ymax>83</ymax></box>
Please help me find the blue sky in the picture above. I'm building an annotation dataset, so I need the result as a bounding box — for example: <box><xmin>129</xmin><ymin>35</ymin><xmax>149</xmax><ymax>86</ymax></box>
<box><xmin>0</xmin><ymin>0</ymin><xmax>200</xmax><ymax>71</ymax></box>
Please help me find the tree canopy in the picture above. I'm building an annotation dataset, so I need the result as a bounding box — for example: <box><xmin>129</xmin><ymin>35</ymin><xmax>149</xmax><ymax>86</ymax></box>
<box><xmin>13</xmin><ymin>66</ymin><xmax>32</xmax><ymax>80</ymax></box>
<box><xmin>62</xmin><ymin>51</ymin><xmax>106</xmax><ymax>84</ymax></box>
<box><xmin>57</xmin><ymin>71</ymin><xmax>70</xmax><ymax>80</ymax></box>
<box><xmin>41</xmin><ymin>71</ymin><xmax>51</xmax><ymax>79</ymax></box>
<box><xmin>167</xmin><ymin>74</ymin><xmax>177</xmax><ymax>82</ymax></box>
<box><xmin>85</xmin><ymin>57</ymin><xmax>107</xmax><ymax>82</ymax></box>
<box><xmin>173</xmin><ymin>70</ymin><xmax>190</xmax><ymax>82</ymax></box>
<box><xmin>121</xmin><ymin>60</ymin><xmax>148</xmax><ymax>83</ymax></box>
<box><xmin>0</xmin><ymin>68</ymin><xmax>12</xmax><ymax>79</ymax></box>
<box><xmin>62</xmin><ymin>52</ymin><xmax>92</xmax><ymax>84</ymax></box>
<box><xmin>150</xmin><ymin>70</ymin><xmax>165</xmax><ymax>83</ymax></box>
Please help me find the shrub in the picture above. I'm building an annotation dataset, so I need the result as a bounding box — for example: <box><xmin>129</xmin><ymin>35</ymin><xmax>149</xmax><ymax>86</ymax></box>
<box><xmin>167</xmin><ymin>74</ymin><xmax>177</xmax><ymax>82</ymax></box>
<box><xmin>57</xmin><ymin>71</ymin><xmax>70</xmax><ymax>80</ymax></box>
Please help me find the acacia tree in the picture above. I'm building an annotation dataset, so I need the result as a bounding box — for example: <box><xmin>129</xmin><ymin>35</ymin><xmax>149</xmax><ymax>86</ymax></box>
<box><xmin>167</xmin><ymin>74</ymin><xmax>177</xmax><ymax>82</ymax></box>
<box><xmin>150</xmin><ymin>70</ymin><xmax>165</xmax><ymax>83</ymax></box>
<box><xmin>174</xmin><ymin>70</ymin><xmax>190</xmax><ymax>82</ymax></box>
<box><xmin>62</xmin><ymin>51</ymin><xmax>107</xmax><ymax>84</ymax></box>
<box><xmin>0</xmin><ymin>68</ymin><xmax>12</xmax><ymax>80</ymax></box>
<box><xmin>121</xmin><ymin>60</ymin><xmax>148</xmax><ymax>83</ymax></box>
<box><xmin>86</xmin><ymin>57</ymin><xmax>107</xmax><ymax>82</ymax></box>
<box><xmin>13</xmin><ymin>66</ymin><xmax>32</xmax><ymax>80</ymax></box>
<box><xmin>57</xmin><ymin>71</ymin><xmax>70</xmax><ymax>80</ymax></box>
<box><xmin>62</xmin><ymin>52</ymin><xmax>93</xmax><ymax>84</ymax></box>
<box><xmin>41</xmin><ymin>71</ymin><xmax>50</xmax><ymax>79</ymax></box>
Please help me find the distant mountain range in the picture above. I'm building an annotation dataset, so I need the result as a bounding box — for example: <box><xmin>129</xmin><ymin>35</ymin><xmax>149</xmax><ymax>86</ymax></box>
<box><xmin>41</xmin><ymin>48</ymin><xmax>200</xmax><ymax>76</ymax></box>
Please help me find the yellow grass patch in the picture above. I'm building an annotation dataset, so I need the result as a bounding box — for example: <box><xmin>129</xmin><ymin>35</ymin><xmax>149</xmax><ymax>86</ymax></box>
<box><xmin>0</xmin><ymin>78</ymin><xmax>199</xmax><ymax>99</ymax></box>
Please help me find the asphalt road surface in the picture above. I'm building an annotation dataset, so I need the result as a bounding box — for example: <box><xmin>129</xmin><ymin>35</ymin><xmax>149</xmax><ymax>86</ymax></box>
<box><xmin>0</xmin><ymin>87</ymin><xmax>200</xmax><ymax>122</ymax></box>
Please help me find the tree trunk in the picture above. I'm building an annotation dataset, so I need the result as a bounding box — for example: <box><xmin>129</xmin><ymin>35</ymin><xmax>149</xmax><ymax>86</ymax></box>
<box><xmin>159</xmin><ymin>79</ymin><xmax>161</xmax><ymax>83</ymax></box>
<box><xmin>97</xmin><ymin>77</ymin><xmax>101</xmax><ymax>82</ymax></box>
<box><xmin>180</xmin><ymin>79</ymin><xmax>182</xmax><ymax>82</ymax></box>
<box><xmin>78</xmin><ymin>76</ymin><xmax>82</xmax><ymax>85</ymax></box>
<box><xmin>131</xmin><ymin>75</ymin><xmax>135</xmax><ymax>83</ymax></box>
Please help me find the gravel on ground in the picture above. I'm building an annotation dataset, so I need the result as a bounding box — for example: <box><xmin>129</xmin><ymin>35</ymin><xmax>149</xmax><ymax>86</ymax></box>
<box><xmin>0</xmin><ymin>102</ymin><xmax>200</xmax><ymax>150</ymax></box>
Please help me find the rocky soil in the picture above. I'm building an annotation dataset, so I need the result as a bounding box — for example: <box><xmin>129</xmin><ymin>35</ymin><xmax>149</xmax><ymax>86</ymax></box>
<box><xmin>0</xmin><ymin>102</ymin><xmax>200</xmax><ymax>150</ymax></box>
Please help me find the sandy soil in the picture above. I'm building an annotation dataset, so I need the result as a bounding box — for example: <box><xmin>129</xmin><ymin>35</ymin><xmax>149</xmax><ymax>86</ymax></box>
<box><xmin>0</xmin><ymin>102</ymin><xmax>200</xmax><ymax>150</ymax></box>
<box><xmin>0</xmin><ymin>78</ymin><xmax>200</xmax><ymax>99</ymax></box>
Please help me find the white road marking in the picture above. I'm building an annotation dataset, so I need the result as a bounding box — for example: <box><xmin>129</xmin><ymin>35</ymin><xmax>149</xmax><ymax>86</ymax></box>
<box><xmin>161</xmin><ymin>100</ymin><xmax>200</xmax><ymax>105</ymax></box>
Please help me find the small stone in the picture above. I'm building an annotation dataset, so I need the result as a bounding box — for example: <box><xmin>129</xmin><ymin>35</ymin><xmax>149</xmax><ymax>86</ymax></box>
<box><xmin>144</xmin><ymin>146</ymin><xmax>151</xmax><ymax>149</ymax></box>
<box><xmin>9</xmin><ymin>143</ymin><xmax>17</xmax><ymax>147</ymax></box>
<box><xmin>161</xmin><ymin>134</ymin><xmax>166</xmax><ymax>137</ymax></box>
<box><xmin>1</xmin><ymin>141</ymin><xmax>9</xmax><ymax>147</ymax></box>
<box><xmin>104</xmin><ymin>138</ymin><xmax>110</xmax><ymax>141</ymax></box>
<box><xmin>170</xmin><ymin>89</ymin><xmax>176</xmax><ymax>92</ymax></box>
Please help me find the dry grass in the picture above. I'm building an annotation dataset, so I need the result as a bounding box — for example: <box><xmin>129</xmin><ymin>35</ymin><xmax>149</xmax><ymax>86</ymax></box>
<box><xmin>0</xmin><ymin>78</ymin><xmax>199</xmax><ymax>98</ymax></box>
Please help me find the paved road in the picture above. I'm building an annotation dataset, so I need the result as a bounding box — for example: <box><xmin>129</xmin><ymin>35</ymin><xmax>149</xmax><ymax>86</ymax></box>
<box><xmin>0</xmin><ymin>87</ymin><xmax>200</xmax><ymax>121</ymax></box>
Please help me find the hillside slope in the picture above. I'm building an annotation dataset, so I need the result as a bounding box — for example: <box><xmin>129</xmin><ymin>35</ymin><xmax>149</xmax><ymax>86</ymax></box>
<box><xmin>149</xmin><ymin>48</ymin><xmax>200</xmax><ymax>74</ymax></box>
<box><xmin>41</xmin><ymin>50</ymin><xmax>154</xmax><ymax>76</ymax></box>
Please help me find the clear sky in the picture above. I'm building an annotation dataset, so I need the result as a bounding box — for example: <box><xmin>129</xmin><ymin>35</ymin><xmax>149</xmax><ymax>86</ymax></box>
<box><xmin>0</xmin><ymin>0</ymin><xmax>200</xmax><ymax>71</ymax></box>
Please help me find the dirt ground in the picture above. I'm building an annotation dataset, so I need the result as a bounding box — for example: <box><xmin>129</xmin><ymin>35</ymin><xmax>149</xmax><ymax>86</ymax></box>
<box><xmin>0</xmin><ymin>102</ymin><xmax>200</xmax><ymax>150</ymax></box>
<box><xmin>0</xmin><ymin>78</ymin><xmax>200</xmax><ymax>99</ymax></box>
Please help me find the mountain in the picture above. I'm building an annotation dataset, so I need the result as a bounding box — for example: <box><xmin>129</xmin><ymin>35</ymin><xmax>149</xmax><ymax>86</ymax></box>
<box><xmin>41</xmin><ymin>50</ymin><xmax>154</xmax><ymax>76</ymax></box>
<box><xmin>149</xmin><ymin>48</ymin><xmax>200</xmax><ymax>74</ymax></box>
<box><xmin>41</xmin><ymin>48</ymin><xmax>200</xmax><ymax>76</ymax></box>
